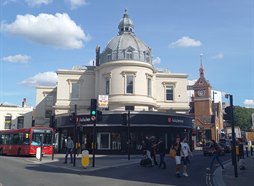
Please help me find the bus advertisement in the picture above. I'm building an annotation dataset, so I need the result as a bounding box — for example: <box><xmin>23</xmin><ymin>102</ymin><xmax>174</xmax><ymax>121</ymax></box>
<box><xmin>0</xmin><ymin>127</ymin><xmax>53</xmax><ymax>156</ymax></box>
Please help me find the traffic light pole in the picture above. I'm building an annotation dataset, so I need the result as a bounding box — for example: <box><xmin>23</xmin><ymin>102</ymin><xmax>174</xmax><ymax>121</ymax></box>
<box><xmin>92</xmin><ymin>119</ymin><xmax>96</xmax><ymax>167</ymax></box>
<box><xmin>230</xmin><ymin>95</ymin><xmax>238</xmax><ymax>178</ymax></box>
<box><xmin>73</xmin><ymin>104</ymin><xmax>77</xmax><ymax>167</ymax></box>
<box><xmin>127</xmin><ymin>110</ymin><xmax>130</xmax><ymax>160</ymax></box>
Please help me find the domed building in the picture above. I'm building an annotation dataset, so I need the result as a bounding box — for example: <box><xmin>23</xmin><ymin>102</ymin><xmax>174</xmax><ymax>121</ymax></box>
<box><xmin>35</xmin><ymin>10</ymin><xmax>193</xmax><ymax>153</ymax></box>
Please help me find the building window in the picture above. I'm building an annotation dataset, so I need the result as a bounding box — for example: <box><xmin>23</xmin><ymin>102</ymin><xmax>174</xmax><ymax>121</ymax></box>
<box><xmin>125</xmin><ymin>106</ymin><xmax>134</xmax><ymax>111</ymax></box>
<box><xmin>4</xmin><ymin>116</ymin><xmax>12</xmax><ymax>129</ymax></box>
<box><xmin>71</xmin><ymin>83</ymin><xmax>80</xmax><ymax>99</ymax></box>
<box><xmin>166</xmin><ymin>85</ymin><xmax>174</xmax><ymax>101</ymax></box>
<box><xmin>46</xmin><ymin>95</ymin><xmax>53</xmax><ymax>106</ymax></box>
<box><xmin>126</xmin><ymin>75</ymin><xmax>134</xmax><ymax>94</ymax></box>
<box><xmin>107</xmin><ymin>53</ymin><xmax>112</xmax><ymax>61</ymax></box>
<box><xmin>147</xmin><ymin>78</ymin><xmax>152</xmax><ymax>96</ymax></box>
<box><xmin>17</xmin><ymin>116</ymin><xmax>24</xmax><ymax>129</ymax></box>
<box><xmin>45</xmin><ymin>110</ymin><xmax>52</xmax><ymax>119</ymax></box>
<box><xmin>106</xmin><ymin>78</ymin><xmax>110</xmax><ymax>95</ymax></box>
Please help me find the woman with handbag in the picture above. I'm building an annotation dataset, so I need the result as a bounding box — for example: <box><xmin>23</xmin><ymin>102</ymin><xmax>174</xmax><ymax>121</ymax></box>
<box><xmin>173</xmin><ymin>136</ymin><xmax>182</xmax><ymax>177</ymax></box>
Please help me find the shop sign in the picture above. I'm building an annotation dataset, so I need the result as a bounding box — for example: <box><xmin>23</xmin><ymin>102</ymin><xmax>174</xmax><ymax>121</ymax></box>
<box><xmin>98</xmin><ymin>95</ymin><xmax>108</xmax><ymax>108</ymax></box>
<box><xmin>168</xmin><ymin>117</ymin><xmax>184</xmax><ymax>124</ymax></box>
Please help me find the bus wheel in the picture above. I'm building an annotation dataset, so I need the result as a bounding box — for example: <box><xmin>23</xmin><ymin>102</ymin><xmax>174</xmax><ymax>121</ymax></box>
<box><xmin>17</xmin><ymin>148</ymin><xmax>21</xmax><ymax>156</ymax></box>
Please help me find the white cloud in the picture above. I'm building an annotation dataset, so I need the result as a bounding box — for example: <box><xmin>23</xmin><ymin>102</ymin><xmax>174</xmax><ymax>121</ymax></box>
<box><xmin>243</xmin><ymin>99</ymin><xmax>254</xmax><ymax>107</ymax></box>
<box><xmin>25</xmin><ymin>0</ymin><xmax>51</xmax><ymax>7</ymax></box>
<box><xmin>1</xmin><ymin>13</ymin><xmax>89</xmax><ymax>49</ymax></box>
<box><xmin>212</xmin><ymin>53</ymin><xmax>224</xmax><ymax>60</ymax></box>
<box><xmin>65</xmin><ymin>0</ymin><xmax>87</xmax><ymax>10</ymax></box>
<box><xmin>2</xmin><ymin>54</ymin><xmax>31</xmax><ymax>63</ymax></box>
<box><xmin>169</xmin><ymin>36</ymin><xmax>202</xmax><ymax>48</ymax></box>
<box><xmin>21</xmin><ymin>72</ymin><xmax>57</xmax><ymax>87</ymax></box>
<box><xmin>152</xmin><ymin>57</ymin><xmax>161</xmax><ymax>65</ymax></box>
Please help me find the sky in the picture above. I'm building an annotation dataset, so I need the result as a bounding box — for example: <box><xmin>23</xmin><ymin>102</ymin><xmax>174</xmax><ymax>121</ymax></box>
<box><xmin>0</xmin><ymin>0</ymin><xmax>253</xmax><ymax>108</ymax></box>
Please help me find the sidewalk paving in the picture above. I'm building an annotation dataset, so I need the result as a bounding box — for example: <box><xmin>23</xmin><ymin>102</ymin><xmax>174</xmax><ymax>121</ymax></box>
<box><xmin>214</xmin><ymin>155</ymin><xmax>254</xmax><ymax>186</ymax></box>
<box><xmin>27</xmin><ymin>153</ymin><xmax>141</xmax><ymax>172</ymax></box>
<box><xmin>28</xmin><ymin>150</ymin><xmax>203</xmax><ymax>173</ymax></box>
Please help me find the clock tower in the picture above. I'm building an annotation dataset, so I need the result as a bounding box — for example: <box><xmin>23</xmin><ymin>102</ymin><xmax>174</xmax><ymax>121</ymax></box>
<box><xmin>192</xmin><ymin>60</ymin><xmax>214</xmax><ymax>142</ymax></box>
<box><xmin>193</xmin><ymin>62</ymin><xmax>212</xmax><ymax>116</ymax></box>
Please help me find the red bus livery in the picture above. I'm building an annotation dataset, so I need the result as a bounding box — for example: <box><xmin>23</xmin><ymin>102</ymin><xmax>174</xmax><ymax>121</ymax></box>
<box><xmin>0</xmin><ymin>127</ymin><xmax>53</xmax><ymax>156</ymax></box>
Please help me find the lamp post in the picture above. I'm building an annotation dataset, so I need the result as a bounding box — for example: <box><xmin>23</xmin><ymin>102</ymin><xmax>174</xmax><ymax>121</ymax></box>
<box><xmin>225</xmin><ymin>94</ymin><xmax>238</xmax><ymax>178</ymax></box>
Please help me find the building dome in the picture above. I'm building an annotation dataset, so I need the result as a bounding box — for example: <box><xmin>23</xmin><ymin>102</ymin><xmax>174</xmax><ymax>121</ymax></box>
<box><xmin>100</xmin><ymin>9</ymin><xmax>152</xmax><ymax>65</ymax></box>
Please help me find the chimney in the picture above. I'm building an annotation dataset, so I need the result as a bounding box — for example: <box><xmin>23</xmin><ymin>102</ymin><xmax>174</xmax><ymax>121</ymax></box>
<box><xmin>22</xmin><ymin>98</ymin><xmax>27</xmax><ymax>107</ymax></box>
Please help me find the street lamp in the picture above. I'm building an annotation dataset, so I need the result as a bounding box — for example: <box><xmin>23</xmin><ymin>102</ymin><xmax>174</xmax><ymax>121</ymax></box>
<box><xmin>225</xmin><ymin>93</ymin><xmax>238</xmax><ymax>178</ymax></box>
<box><xmin>213</xmin><ymin>90</ymin><xmax>217</xmax><ymax>142</ymax></box>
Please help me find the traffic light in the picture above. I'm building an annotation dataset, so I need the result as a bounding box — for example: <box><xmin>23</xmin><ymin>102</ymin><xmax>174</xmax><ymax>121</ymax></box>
<box><xmin>97</xmin><ymin>110</ymin><xmax>102</xmax><ymax>122</ymax></box>
<box><xmin>223</xmin><ymin>106</ymin><xmax>232</xmax><ymax>122</ymax></box>
<box><xmin>90</xmin><ymin>99</ymin><xmax>97</xmax><ymax>116</ymax></box>
<box><xmin>122</xmin><ymin>113</ymin><xmax>127</xmax><ymax>125</ymax></box>
<box><xmin>69</xmin><ymin>112</ymin><xmax>75</xmax><ymax>123</ymax></box>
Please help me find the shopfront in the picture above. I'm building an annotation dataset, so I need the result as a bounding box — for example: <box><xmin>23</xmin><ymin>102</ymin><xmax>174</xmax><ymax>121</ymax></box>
<box><xmin>56</xmin><ymin>111</ymin><xmax>193</xmax><ymax>154</ymax></box>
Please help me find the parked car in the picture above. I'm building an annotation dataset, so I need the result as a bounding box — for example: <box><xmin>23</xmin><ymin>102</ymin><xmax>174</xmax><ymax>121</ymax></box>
<box><xmin>203</xmin><ymin>141</ymin><xmax>225</xmax><ymax>156</ymax></box>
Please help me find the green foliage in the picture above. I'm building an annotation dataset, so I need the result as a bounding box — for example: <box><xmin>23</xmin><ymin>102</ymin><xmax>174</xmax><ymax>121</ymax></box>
<box><xmin>233</xmin><ymin>106</ymin><xmax>254</xmax><ymax>131</ymax></box>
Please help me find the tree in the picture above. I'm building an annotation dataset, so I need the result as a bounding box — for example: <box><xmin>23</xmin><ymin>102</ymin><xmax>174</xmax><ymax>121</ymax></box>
<box><xmin>233</xmin><ymin>106</ymin><xmax>254</xmax><ymax>131</ymax></box>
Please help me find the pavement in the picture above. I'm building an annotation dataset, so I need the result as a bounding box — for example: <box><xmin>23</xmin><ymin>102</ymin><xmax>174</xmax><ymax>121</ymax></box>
<box><xmin>213</xmin><ymin>154</ymin><xmax>254</xmax><ymax>186</ymax></box>
<box><xmin>27</xmin><ymin>151</ymin><xmax>254</xmax><ymax>186</ymax></box>
<box><xmin>27</xmin><ymin>153</ymin><xmax>142</xmax><ymax>172</ymax></box>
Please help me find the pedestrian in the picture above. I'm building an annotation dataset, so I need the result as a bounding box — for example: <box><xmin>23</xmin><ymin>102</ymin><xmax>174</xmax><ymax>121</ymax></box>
<box><xmin>151</xmin><ymin>137</ymin><xmax>158</xmax><ymax>166</ymax></box>
<box><xmin>181</xmin><ymin>136</ymin><xmax>192</xmax><ymax>176</ymax></box>
<box><xmin>156</xmin><ymin>138</ymin><xmax>166</xmax><ymax>169</ymax></box>
<box><xmin>173</xmin><ymin>135</ymin><xmax>182</xmax><ymax>177</ymax></box>
<box><xmin>64</xmin><ymin>136</ymin><xmax>74</xmax><ymax>164</ymax></box>
<box><xmin>251</xmin><ymin>146</ymin><xmax>253</xmax><ymax>156</ymax></box>
<box><xmin>207</xmin><ymin>140</ymin><xmax>224</xmax><ymax>171</ymax></box>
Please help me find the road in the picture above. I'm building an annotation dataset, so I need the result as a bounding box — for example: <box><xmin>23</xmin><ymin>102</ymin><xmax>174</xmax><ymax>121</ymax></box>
<box><xmin>0</xmin><ymin>152</ymin><xmax>230</xmax><ymax>186</ymax></box>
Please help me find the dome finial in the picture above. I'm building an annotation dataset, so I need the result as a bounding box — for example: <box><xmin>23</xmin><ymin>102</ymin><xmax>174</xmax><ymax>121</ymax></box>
<box><xmin>118</xmin><ymin>9</ymin><xmax>134</xmax><ymax>35</ymax></box>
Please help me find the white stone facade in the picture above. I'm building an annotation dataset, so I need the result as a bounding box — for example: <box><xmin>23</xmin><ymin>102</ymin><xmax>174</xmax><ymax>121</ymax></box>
<box><xmin>34</xmin><ymin>10</ymin><xmax>190</xmax><ymax>126</ymax></box>
<box><xmin>0</xmin><ymin>105</ymin><xmax>33</xmax><ymax>130</ymax></box>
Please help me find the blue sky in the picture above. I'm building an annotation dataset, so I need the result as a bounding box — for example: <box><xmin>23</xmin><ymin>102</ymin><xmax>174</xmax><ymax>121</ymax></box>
<box><xmin>0</xmin><ymin>0</ymin><xmax>253</xmax><ymax>108</ymax></box>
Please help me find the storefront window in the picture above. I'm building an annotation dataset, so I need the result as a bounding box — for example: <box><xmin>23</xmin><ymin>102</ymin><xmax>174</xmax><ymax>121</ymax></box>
<box><xmin>111</xmin><ymin>133</ymin><xmax>121</xmax><ymax>150</ymax></box>
<box><xmin>98</xmin><ymin>133</ymin><xmax>111</xmax><ymax>150</ymax></box>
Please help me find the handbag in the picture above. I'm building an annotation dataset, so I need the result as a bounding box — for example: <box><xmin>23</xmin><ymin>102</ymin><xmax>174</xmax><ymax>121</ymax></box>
<box><xmin>169</xmin><ymin>148</ymin><xmax>176</xmax><ymax>159</ymax></box>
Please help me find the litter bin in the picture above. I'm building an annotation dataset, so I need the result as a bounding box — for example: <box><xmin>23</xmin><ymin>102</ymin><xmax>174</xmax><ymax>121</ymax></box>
<box><xmin>81</xmin><ymin>150</ymin><xmax>89</xmax><ymax>168</ymax></box>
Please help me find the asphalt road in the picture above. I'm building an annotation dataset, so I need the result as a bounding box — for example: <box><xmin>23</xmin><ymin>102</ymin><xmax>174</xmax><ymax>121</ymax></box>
<box><xmin>0</xmin><ymin>153</ymin><xmax>230</xmax><ymax>186</ymax></box>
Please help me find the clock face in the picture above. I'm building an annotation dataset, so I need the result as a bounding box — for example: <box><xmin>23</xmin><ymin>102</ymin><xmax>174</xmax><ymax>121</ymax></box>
<box><xmin>198</xmin><ymin>90</ymin><xmax>205</xmax><ymax>96</ymax></box>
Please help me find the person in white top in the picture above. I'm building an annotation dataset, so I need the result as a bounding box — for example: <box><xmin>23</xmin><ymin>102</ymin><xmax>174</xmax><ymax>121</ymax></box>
<box><xmin>181</xmin><ymin>136</ymin><xmax>192</xmax><ymax>176</ymax></box>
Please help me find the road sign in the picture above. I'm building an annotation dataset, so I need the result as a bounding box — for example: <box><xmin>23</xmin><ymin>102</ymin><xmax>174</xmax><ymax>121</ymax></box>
<box><xmin>91</xmin><ymin>116</ymin><xmax>96</xmax><ymax>121</ymax></box>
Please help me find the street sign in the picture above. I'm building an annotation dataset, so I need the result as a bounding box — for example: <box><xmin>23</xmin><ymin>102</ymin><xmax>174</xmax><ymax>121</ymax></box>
<box><xmin>91</xmin><ymin>116</ymin><xmax>96</xmax><ymax>121</ymax></box>
<box><xmin>98</xmin><ymin>95</ymin><xmax>108</xmax><ymax>108</ymax></box>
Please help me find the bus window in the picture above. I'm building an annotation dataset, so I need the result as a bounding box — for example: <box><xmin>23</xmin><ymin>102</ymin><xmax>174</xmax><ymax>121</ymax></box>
<box><xmin>0</xmin><ymin>134</ymin><xmax>2</xmax><ymax>144</ymax></box>
<box><xmin>22</xmin><ymin>133</ymin><xmax>30</xmax><ymax>145</ymax></box>
<box><xmin>32</xmin><ymin>131</ymin><xmax>52</xmax><ymax>146</ymax></box>
<box><xmin>13</xmin><ymin>134</ymin><xmax>19</xmax><ymax>144</ymax></box>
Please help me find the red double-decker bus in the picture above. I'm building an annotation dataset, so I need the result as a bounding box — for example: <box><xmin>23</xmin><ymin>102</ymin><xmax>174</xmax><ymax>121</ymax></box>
<box><xmin>0</xmin><ymin>127</ymin><xmax>53</xmax><ymax>156</ymax></box>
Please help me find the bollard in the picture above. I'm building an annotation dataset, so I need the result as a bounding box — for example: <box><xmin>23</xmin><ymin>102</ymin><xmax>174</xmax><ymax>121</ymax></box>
<box><xmin>81</xmin><ymin>150</ymin><xmax>89</xmax><ymax>168</ymax></box>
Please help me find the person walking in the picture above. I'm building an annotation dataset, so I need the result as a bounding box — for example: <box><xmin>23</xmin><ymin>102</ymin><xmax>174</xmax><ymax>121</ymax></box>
<box><xmin>64</xmin><ymin>136</ymin><xmax>74</xmax><ymax>164</ymax></box>
<box><xmin>181</xmin><ymin>137</ymin><xmax>192</xmax><ymax>176</ymax></box>
<box><xmin>207</xmin><ymin>140</ymin><xmax>224</xmax><ymax>171</ymax></box>
<box><xmin>173</xmin><ymin>136</ymin><xmax>182</xmax><ymax>177</ymax></box>
<box><xmin>156</xmin><ymin>138</ymin><xmax>166</xmax><ymax>169</ymax></box>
